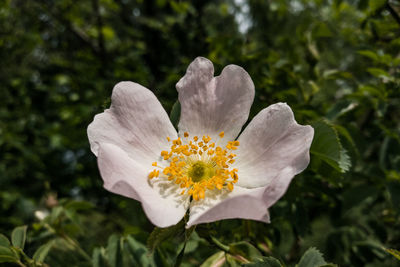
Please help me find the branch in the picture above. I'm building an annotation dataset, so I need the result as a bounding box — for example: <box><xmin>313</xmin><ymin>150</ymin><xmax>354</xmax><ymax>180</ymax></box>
<box><xmin>91</xmin><ymin>0</ymin><xmax>107</xmax><ymax>63</ymax></box>
<box><xmin>386</xmin><ymin>2</ymin><xmax>400</xmax><ymax>27</ymax></box>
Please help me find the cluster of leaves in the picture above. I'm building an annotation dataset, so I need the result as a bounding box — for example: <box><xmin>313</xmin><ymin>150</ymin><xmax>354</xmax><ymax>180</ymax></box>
<box><xmin>0</xmin><ymin>201</ymin><xmax>338</xmax><ymax>267</ymax></box>
<box><xmin>1</xmin><ymin>0</ymin><xmax>400</xmax><ymax>266</ymax></box>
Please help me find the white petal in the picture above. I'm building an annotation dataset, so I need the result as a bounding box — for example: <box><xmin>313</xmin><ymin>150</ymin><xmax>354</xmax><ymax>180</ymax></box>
<box><xmin>87</xmin><ymin>81</ymin><xmax>177</xmax><ymax>166</ymax></box>
<box><xmin>176</xmin><ymin>57</ymin><xmax>255</xmax><ymax>142</ymax></box>
<box><xmin>97</xmin><ymin>143</ymin><xmax>189</xmax><ymax>228</ymax></box>
<box><xmin>186</xmin><ymin>186</ymin><xmax>270</xmax><ymax>228</ymax></box>
<box><xmin>186</xmin><ymin>165</ymin><xmax>302</xmax><ymax>227</ymax></box>
<box><xmin>235</xmin><ymin>103</ymin><xmax>314</xmax><ymax>188</ymax></box>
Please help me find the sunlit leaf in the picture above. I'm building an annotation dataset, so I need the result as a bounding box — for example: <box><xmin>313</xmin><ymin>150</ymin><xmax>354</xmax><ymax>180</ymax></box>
<box><xmin>367</xmin><ymin>68</ymin><xmax>391</xmax><ymax>79</ymax></box>
<box><xmin>385</xmin><ymin>248</ymin><xmax>400</xmax><ymax>261</ymax></box>
<box><xmin>229</xmin><ymin>241</ymin><xmax>262</xmax><ymax>262</ymax></box>
<box><xmin>368</xmin><ymin>0</ymin><xmax>386</xmax><ymax>13</ymax></box>
<box><xmin>357</xmin><ymin>50</ymin><xmax>379</xmax><ymax>61</ymax></box>
<box><xmin>200</xmin><ymin>251</ymin><xmax>225</xmax><ymax>267</ymax></box>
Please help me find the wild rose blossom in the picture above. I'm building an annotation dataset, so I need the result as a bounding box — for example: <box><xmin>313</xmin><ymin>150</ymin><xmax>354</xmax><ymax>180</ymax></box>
<box><xmin>87</xmin><ymin>57</ymin><xmax>314</xmax><ymax>228</ymax></box>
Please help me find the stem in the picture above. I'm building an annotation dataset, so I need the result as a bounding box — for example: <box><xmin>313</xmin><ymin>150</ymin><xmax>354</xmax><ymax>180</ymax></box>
<box><xmin>16</xmin><ymin>260</ymin><xmax>27</xmax><ymax>267</ymax></box>
<box><xmin>61</xmin><ymin>234</ymin><xmax>92</xmax><ymax>262</ymax></box>
<box><xmin>43</xmin><ymin>224</ymin><xmax>92</xmax><ymax>262</ymax></box>
<box><xmin>184</xmin><ymin>225</ymin><xmax>196</xmax><ymax>241</ymax></box>
<box><xmin>210</xmin><ymin>236</ymin><xmax>230</xmax><ymax>252</ymax></box>
<box><xmin>14</xmin><ymin>247</ymin><xmax>33</xmax><ymax>267</ymax></box>
<box><xmin>91</xmin><ymin>0</ymin><xmax>107</xmax><ymax>75</ymax></box>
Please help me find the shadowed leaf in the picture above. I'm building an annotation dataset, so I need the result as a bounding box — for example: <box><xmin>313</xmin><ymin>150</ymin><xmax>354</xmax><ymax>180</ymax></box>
<box><xmin>11</xmin><ymin>225</ymin><xmax>27</xmax><ymax>249</ymax></box>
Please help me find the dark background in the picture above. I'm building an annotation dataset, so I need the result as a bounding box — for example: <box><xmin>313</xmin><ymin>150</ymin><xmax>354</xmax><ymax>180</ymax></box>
<box><xmin>1</xmin><ymin>0</ymin><xmax>400</xmax><ymax>266</ymax></box>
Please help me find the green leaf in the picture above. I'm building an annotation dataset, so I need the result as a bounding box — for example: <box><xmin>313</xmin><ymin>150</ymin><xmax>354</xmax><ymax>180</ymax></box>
<box><xmin>92</xmin><ymin>247</ymin><xmax>107</xmax><ymax>267</ymax></box>
<box><xmin>64</xmin><ymin>200</ymin><xmax>94</xmax><ymax>211</ymax></box>
<box><xmin>0</xmin><ymin>246</ymin><xmax>19</xmax><ymax>263</ymax></box>
<box><xmin>357</xmin><ymin>50</ymin><xmax>379</xmax><ymax>61</ymax></box>
<box><xmin>50</xmin><ymin>206</ymin><xmax>64</xmax><ymax>222</ymax></box>
<box><xmin>153</xmin><ymin>247</ymin><xmax>170</xmax><ymax>267</ymax></box>
<box><xmin>147</xmin><ymin>220</ymin><xmax>185</xmax><ymax>252</ymax></box>
<box><xmin>32</xmin><ymin>239</ymin><xmax>54</xmax><ymax>262</ymax></box>
<box><xmin>243</xmin><ymin>256</ymin><xmax>283</xmax><ymax>267</ymax></box>
<box><xmin>385</xmin><ymin>248</ymin><xmax>400</xmax><ymax>261</ymax></box>
<box><xmin>200</xmin><ymin>251</ymin><xmax>225</xmax><ymax>267</ymax></box>
<box><xmin>0</xmin><ymin>255</ymin><xmax>18</xmax><ymax>263</ymax></box>
<box><xmin>0</xmin><ymin>234</ymin><xmax>10</xmax><ymax>247</ymax></box>
<box><xmin>310</xmin><ymin>121</ymin><xmax>350</xmax><ymax>173</ymax></box>
<box><xmin>174</xmin><ymin>241</ymin><xmax>186</xmax><ymax>267</ymax></box>
<box><xmin>326</xmin><ymin>100</ymin><xmax>357</xmax><ymax>120</ymax></box>
<box><xmin>368</xmin><ymin>0</ymin><xmax>386</xmax><ymax>13</ymax></box>
<box><xmin>11</xmin><ymin>225</ymin><xmax>27</xmax><ymax>249</ymax></box>
<box><xmin>229</xmin><ymin>241</ymin><xmax>262</xmax><ymax>262</ymax></box>
<box><xmin>297</xmin><ymin>247</ymin><xmax>327</xmax><ymax>267</ymax></box>
<box><xmin>367</xmin><ymin>68</ymin><xmax>391</xmax><ymax>79</ymax></box>
<box><xmin>106</xmin><ymin>234</ymin><xmax>120</xmax><ymax>267</ymax></box>
<box><xmin>338</xmin><ymin>149</ymin><xmax>351</xmax><ymax>173</ymax></box>
<box><xmin>126</xmin><ymin>235</ymin><xmax>154</xmax><ymax>266</ymax></box>
<box><xmin>334</xmin><ymin>125</ymin><xmax>358</xmax><ymax>156</ymax></box>
<box><xmin>313</xmin><ymin>22</ymin><xmax>333</xmax><ymax>38</ymax></box>
<box><xmin>170</xmin><ymin>101</ymin><xmax>181</xmax><ymax>128</ymax></box>
<box><xmin>183</xmin><ymin>227</ymin><xmax>197</xmax><ymax>253</ymax></box>
<box><xmin>225</xmin><ymin>253</ymin><xmax>242</xmax><ymax>266</ymax></box>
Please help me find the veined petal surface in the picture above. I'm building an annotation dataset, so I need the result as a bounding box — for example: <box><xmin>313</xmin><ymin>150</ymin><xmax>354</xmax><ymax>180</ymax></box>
<box><xmin>87</xmin><ymin>81</ymin><xmax>177</xmax><ymax>166</ymax></box>
<box><xmin>234</xmin><ymin>103</ymin><xmax>314</xmax><ymax>188</ymax></box>
<box><xmin>186</xmin><ymin>185</ymin><xmax>270</xmax><ymax>228</ymax></box>
<box><xmin>98</xmin><ymin>143</ymin><xmax>189</xmax><ymax>228</ymax></box>
<box><xmin>176</xmin><ymin>57</ymin><xmax>255</xmax><ymax>143</ymax></box>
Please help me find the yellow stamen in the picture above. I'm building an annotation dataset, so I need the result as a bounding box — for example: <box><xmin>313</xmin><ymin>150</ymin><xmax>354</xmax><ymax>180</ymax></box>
<box><xmin>227</xmin><ymin>182</ymin><xmax>234</xmax><ymax>191</ymax></box>
<box><xmin>148</xmin><ymin>134</ymin><xmax>240</xmax><ymax>201</ymax></box>
<box><xmin>148</xmin><ymin>169</ymin><xmax>159</xmax><ymax>179</ymax></box>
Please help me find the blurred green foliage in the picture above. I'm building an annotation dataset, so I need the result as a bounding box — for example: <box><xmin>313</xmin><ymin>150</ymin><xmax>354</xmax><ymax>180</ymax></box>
<box><xmin>1</xmin><ymin>0</ymin><xmax>400</xmax><ymax>266</ymax></box>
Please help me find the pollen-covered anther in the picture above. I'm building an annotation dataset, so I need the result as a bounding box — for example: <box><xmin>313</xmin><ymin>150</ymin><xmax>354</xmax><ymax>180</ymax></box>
<box><xmin>149</xmin><ymin>131</ymin><xmax>239</xmax><ymax>200</ymax></box>
<box><xmin>148</xmin><ymin>169</ymin><xmax>159</xmax><ymax>179</ymax></box>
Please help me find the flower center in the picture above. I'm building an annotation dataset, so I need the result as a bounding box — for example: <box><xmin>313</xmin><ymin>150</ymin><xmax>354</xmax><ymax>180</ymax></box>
<box><xmin>148</xmin><ymin>131</ymin><xmax>239</xmax><ymax>201</ymax></box>
<box><xmin>188</xmin><ymin>161</ymin><xmax>214</xmax><ymax>182</ymax></box>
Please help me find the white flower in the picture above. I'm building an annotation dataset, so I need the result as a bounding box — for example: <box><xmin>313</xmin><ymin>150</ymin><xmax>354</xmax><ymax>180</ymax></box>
<box><xmin>87</xmin><ymin>57</ymin><xmax>314</xmax><ymax>228</ymax></box>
